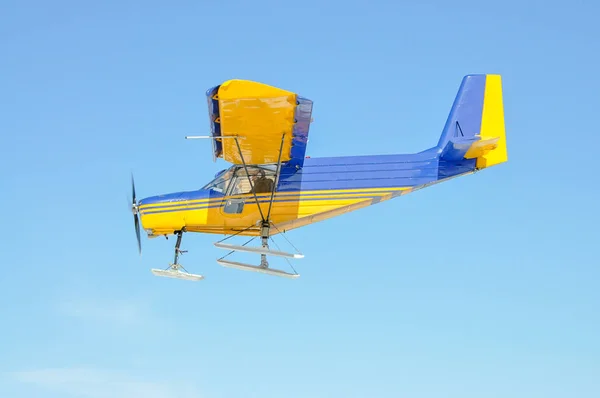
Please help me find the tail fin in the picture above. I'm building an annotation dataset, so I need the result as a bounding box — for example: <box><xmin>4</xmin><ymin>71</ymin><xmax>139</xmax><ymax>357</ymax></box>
<box><xmin>438</xmin><ymin>74</ymin><xmax>508</xmax><ymax>169</ymax></box>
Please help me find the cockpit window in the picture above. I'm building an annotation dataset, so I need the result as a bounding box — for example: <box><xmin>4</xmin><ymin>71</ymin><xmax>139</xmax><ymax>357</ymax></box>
<box><xmin>229</xmin><ymin>166</ymin><xmax>276</xmax><ymax>195</ymax></box>
<box><xmin>202</xmin><ymin>168</ymin><xmax>234</xmax><ymax>193</ymax></box>
<box><xmin>203</xmin><ymin>165</ymin><xmax>277</xmax><ymax>195</ymax></box>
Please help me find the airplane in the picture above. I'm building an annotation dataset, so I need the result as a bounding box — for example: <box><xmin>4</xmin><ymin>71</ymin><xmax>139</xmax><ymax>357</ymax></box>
<box><xmin>130</xmin><ymin>74</ymin><xmax>508</xmax><ymax>281</ymax></box>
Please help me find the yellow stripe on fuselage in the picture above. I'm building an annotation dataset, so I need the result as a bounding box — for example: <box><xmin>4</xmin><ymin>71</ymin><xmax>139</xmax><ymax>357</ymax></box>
<box><xmin>138</xmin><ymin>187</ymin><xmax>410</xmax><ymax>213</ymax></box>
<box><xmin>139</xmin><ymin>187</ymin><xmax>409</xmax><ymax>236</ymax></box>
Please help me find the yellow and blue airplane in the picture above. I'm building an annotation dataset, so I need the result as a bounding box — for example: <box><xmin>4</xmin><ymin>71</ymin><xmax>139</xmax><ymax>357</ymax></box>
<box><xmin>130</xmin><ymin>74</ymin><xmax>508</xmax><ymax>281</ymax></box>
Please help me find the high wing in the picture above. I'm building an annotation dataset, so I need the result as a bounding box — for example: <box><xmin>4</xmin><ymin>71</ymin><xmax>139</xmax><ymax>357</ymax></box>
<box><xmin>206</xmin><ymin>80</ymin><xmax>314</xmax><ymax>168</ymax></box>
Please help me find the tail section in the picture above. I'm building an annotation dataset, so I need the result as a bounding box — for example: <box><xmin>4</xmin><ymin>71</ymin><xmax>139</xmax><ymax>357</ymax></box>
<box><xmin>438</xmin><ymin>74</ymin><xmax>508</xmax><ymax>169</ymax></box>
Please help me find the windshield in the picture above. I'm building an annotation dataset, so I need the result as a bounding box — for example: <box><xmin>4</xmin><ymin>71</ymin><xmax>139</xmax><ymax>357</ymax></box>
<box><xmin>202</xmin><ymin>168</ymin><xmax>235</xmax><ymax>193</ymax></box>
<box><xmin>202</xmin><ymin>165</ymin><xmax>278</xmax><ymax>195</ymax></box>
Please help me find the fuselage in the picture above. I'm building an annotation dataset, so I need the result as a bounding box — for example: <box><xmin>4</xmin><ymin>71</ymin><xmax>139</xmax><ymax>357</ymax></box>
<box><xmin>136</xmin><ymin>74</ymin><xmax>507</xmax><ymax>240</ymax></box>
<box><xmin>137</xmin><ymin>147</ymin><xmax>476</xmax><ymax>237</ymax></box>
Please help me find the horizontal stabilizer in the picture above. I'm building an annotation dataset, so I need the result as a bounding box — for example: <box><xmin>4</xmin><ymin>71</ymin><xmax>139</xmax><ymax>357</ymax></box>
<box><xmin>441</xmin><ymin>136</ymin><xmax>499</xmax><ymax>161</ymax></box>
<box><xmin>214</xmin><ymin>242</ymin><xmax>304</xmax><ymax>259</ymax></box>
<box><xmin>217</xmin><ymin>259</ymin><xmax>300</xmax><ymax>279</ymax></box>
<box><xmin>151</xmin><ymin>268</ymin><xmax>204</xmax><ymax>281</ymax></box>
<box><xmin>440</xmin><ymin>136</ymin><xmax>478</xmax><ymax>161</ymax></box>
<box><xmin>465</xmin><ymin>137</ymin><xmax>499</xmax><ymax>159</ymax></box>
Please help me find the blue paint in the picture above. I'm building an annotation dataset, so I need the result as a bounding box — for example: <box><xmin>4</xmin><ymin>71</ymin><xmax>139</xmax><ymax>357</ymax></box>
<box><xmin>437</xmin><ymin>75</ymin><xmax>486</xmax><ymax>147</ymax></box>
<box><xmin>205</xmin><ymin>85</ymin><xmax>222</xmax><ymax>159</ymax></box>
<box><xmin>139</xmin><ymin>189</ymin><xmax>215</xmax><ymax>207</ymax></box>
<box><xmin>440</xmin><ymin>137</ymin><xmax>478</xmax><ymax>162</ymax></box>
<box><xmin>288</xmin><ymin>96</ymin><xmax>314</xmax><ymax>168</ymax></box>
<box><xmin>437</xmin><ymin>74</ymin><xmax>486</xmax><ymax>162</ymax></box>
<box><xmin>140</xmin><ymin>75</ymin><xmax>488</xmax><ymax>207</ymax></box>
<box><xmin>277</xmin><ymin>148</ymin><xmax>443</xmax><ymax>192</ymax></box>
<box><xmin>438</xmin><ymin>158</ymin><xmax>477</xmax><ymax>179</ymax></box>
<box><xmin>142</xmin><ymin>194</ymin><xmax>404</xmax><ymax>216</ymax></box>
<box><xmin>142</xmin><ymin>204</ymin><xmax>223</xmax><ymax>215</ymax></box>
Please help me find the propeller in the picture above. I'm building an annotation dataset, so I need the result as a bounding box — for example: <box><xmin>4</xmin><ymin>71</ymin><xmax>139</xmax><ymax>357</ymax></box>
<box><xmin>131</xmin><ymin>174</ymin><xmax>142</xmax><ymax>255</ymax></box>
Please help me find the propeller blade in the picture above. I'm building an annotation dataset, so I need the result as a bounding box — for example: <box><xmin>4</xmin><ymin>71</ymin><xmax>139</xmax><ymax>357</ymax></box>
<box><xmin>131</xmin><ymin>173</ymin><xmax>141</xmax><ymax>255</ymax></box>
<box><xmin>134</xmin><ymin>213</ymin><xmax>141</xmax><ymax>255</ymax></box>
<box><xmin>131</xmin><ymin>173</ymin><xmax>137</xmax><ymax>203</ymax></box>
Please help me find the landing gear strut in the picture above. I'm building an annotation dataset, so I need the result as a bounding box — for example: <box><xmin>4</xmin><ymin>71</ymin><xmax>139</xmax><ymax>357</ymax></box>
<box><xmin>259</xmin><ymin>222</ymin><xmax>271</xmax><ymax>270</ymax></box>
<box><xmin>150</xmin><ymin>228</ymin><xmax>204</xmax><ymax>281</ymax></box>
<box><xmin>215</xmin><ymin>220</ymin><xmax>302</xmax><ymax>278</ymax></box>
<box><xmin>171</xmin><ymin>229</ymin><xmax>188</xmax><ymax>270</ymax></box>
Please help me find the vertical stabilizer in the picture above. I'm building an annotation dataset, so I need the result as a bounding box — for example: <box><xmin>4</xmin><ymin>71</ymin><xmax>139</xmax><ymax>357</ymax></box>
<box><xmin>438</xmin><ymin>74</ymin><xmax>508</xmax><ymax>169</ymax></box>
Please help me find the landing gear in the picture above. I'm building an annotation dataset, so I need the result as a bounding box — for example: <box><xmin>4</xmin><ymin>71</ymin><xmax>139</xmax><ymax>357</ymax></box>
<box><xmin>172</xmin><ymin>230</ymin><xmax>188</xmax><ymax>267</ymax></box>
<box><xmin>215</xmin><ymin>221</ymin><xmax>302</xmax><ymax>279</ymax></box>
<box><xmin>259</xmin><ymin>225</ymin><xmax>270</xmax><ymax>269</ymax></box>
<box><xmin>150</xmin><ymin>229</ymin><xmax>204</xmax><ymax>281</ymax></box>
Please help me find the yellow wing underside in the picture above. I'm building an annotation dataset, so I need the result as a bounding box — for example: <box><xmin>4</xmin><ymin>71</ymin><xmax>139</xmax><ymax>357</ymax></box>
<box><xmin>217</xmin><ymin>80</ymin><xmax>297</xmax><ymax>165</ymax></box>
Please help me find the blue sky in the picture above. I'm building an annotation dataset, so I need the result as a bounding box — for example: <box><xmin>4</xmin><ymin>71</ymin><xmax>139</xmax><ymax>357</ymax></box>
<box><xmin>1</xmin><ymin>0</ymin><xmax>599</xmax><ymax>397</ymax></box>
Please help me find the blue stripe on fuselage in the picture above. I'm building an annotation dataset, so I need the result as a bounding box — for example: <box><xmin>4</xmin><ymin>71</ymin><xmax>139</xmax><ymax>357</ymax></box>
<box><xmin>138</xmin><ymin>189</ymin><xmax>215</xmax><ymax>207</ymax></box>
<box><xmin>139</xmin><ymin>145</ymin><xmax>476</xmax><ymax>206</ymax></box>
<box><xmin>278</xmin><ymin>148</ymin><xmax>444</xmax><ymax>192</ymax></box>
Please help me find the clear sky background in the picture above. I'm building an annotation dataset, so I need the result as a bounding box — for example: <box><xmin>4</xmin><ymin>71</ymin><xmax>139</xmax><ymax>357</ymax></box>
<box><xmin>1</xmin><ymin>0</ymin><xmax>599</xmax><ymax>397</ymax></box>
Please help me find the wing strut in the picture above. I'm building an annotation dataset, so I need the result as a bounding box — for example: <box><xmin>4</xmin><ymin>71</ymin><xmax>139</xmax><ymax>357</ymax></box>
<box><xmin>232</xmin><ymin>133</ymin><xmax>285</xmax><ymax>225</ymax></box>
<box><xmin>266</xmin><ymin>133</ymin><xmax>286</xmax><ymax>222</ymax></box>
<box><xmin>217</xmin><ymin>133</ymin><xmax>303</xmax><ymax>278</ymax></box>
<box><xmin>233</xmin><ymin>136</ymin><xmax>266</xmax><ymax>223</ymax></box>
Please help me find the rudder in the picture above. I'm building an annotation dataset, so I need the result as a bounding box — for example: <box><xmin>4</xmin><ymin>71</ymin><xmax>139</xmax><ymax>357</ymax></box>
<box><xmin>438</xmin><ymin>74</ymin><xmax>508</xmax><ymax>169</ymax></box>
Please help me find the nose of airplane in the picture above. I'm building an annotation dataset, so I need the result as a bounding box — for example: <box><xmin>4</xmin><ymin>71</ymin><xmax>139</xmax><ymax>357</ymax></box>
<box><xmin>135</xmin><ymin>188</ymin><xmax>215</xmax><ymax>238</ymax></box>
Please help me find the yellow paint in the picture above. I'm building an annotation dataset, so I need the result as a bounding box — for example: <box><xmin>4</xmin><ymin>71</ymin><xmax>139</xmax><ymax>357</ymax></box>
<box><xmin>476</xmin><ymin>74</ymin><xmax>508</xmax><ymax>168</ymax></box>
<box><xmin>274</xmin><ymin>200</ymin><xmax>374</xmax><ymax>232</ymax></box>
<box><xmin>138</xmin><ymin>188</ymin><xmax>410</xmax><ymax>213</ymax></box>
<box><xmin>464</xmin><ymin>137</ymin><xmax>499</xmax><ymax>159</ymax></box>
<box><xmin>142</xmin><ymin>208</ymin><xmax>209</xmax><ymax>233</ymax></box>
<box><xmin>291</xmin><ymin>187</ymin><xmax>407</xmax><ymax>194</ymax></box>
<box><xmin>139</xmin><ymin>191</ymin><xmax>400</xmax><ymax>237</ymax></box>
<box><xmin>217</xmin><ymin>79</ymin><xmax>297</xmax><ymax>165</ymax></box>
<box><xmin>139</xmin><ymin>76</ymin><xmax>509</xmax><ymax>241</ymax></box>
<box><xmin>140</xmin><ymin>197</ymin><xmax>212</xmax><ymax>210</ymax></box>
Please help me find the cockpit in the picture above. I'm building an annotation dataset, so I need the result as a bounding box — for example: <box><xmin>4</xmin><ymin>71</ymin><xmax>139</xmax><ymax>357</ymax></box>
<box><xmin>202</xmin><ymin>165</ymin><xmax>277</xmax><ymax>195</ymax></box>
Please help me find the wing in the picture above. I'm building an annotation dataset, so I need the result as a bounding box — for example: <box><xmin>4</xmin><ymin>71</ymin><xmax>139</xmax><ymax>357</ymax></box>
<box><xmin>206</xmin><ymin>79</ymin><xmax>313</xmax><ymax>168</ymax></box>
